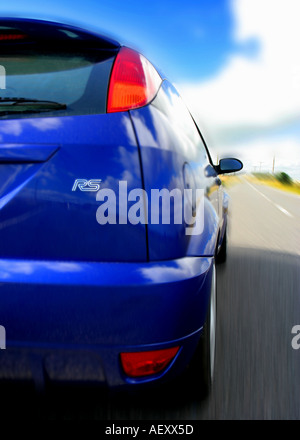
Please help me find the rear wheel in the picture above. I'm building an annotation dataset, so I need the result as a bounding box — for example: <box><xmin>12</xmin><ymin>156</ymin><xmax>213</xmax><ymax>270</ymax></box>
<box><xmin>216</xmin><ymin>228</ymin><xmax>227</xmax><ymax>264</ymax></box>
<box><xmin>198</xmin><ymin>261</ymin><xmax>216</xmax><ymax>396</ymax></box>
<box><xmin>185</xmin><ymin>261</ymin><xmax>216</xmax><ymax>399</ymax></box>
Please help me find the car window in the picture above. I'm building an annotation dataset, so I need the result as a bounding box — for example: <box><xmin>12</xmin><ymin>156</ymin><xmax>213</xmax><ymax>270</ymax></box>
<box><xmin>0</xmin><ymin>50</ymin><xmax>115</xmax><ymax>119</ymax></box>
<box><xmin>153</xmin><ymin>80</ymin><xmax>210</xmax><ymax>162</ymax></box>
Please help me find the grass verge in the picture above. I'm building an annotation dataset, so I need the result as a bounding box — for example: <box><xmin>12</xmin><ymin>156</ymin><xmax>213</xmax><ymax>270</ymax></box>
<box><xmin>246</xmin><ymin>174</ymin><xmax>300</xmax><ymax>196</ymax></box>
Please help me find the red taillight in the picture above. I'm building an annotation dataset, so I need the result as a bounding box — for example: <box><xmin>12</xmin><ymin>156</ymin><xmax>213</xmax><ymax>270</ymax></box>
<box><xmin>120</xmin><ymin>346</ymin><xmax>180</xmax><ymax>378</ymax></box>
<box><xmin>107</xmin><ymin>47</ymin><xmax>162</xmax><ymax>113</ymax></box>
<box><xmin>0</xmin><ymin>33</ymin><xmax>27</xmax><ymax>41</ymax></box>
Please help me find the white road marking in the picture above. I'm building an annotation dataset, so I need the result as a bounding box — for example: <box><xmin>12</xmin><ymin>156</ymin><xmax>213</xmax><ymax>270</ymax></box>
<box><xmin>274</xmin><ymin>205</ymin><xmax>293</xmax><ymax>217</ymax></box>
<box><xmin>245</xmin><ymin>180</ymin><xmax>294</xmax><ymax>218</ymax></box>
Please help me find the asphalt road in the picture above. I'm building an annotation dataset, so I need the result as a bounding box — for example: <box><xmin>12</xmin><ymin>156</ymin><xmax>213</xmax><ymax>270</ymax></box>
<box><xmin>1</xmin><ymin>178</ymin><xmax>300</xmax><ymax>420</ymax></box>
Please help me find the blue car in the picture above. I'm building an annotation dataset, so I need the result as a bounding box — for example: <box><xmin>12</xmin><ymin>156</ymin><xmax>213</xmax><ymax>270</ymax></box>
<box><xmin>0</xmin><ymin>18</ymin><xmax>242</xmax><ymax>396</ymax></box>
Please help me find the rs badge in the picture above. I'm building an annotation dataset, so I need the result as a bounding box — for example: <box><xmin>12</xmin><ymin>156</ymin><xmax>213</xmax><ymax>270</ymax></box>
<box><xmin>72</xmin><ymin>179</ymin><xmax>102</xmax><ymax>192</ymax></box>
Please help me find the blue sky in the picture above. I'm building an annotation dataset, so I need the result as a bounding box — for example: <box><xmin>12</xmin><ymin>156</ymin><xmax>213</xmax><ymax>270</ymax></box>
<box><xmin>0</xmin><ymin>0</ymin><xmax>239</xmax><ymax>82</ymax></box>
<box><xmin>0</xmin><ymin>0</ymin><xmax>299</xmax><ymax>179</ymax></box>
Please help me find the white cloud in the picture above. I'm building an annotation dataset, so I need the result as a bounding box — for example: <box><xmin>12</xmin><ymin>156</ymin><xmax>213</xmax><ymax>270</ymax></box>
<box><xmin>178</xmin><ymin>0</ymin><xmax>300</xmax><ymax>176</ymax></box>
<box><xmin>218</xmin><ymin>137</ymin><xmax>300</xmax><ymax>179</ymax></box>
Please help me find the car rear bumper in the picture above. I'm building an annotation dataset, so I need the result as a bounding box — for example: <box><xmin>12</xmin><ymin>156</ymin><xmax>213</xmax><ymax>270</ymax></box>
<box><xmin>0</xmin><ymin>256</ymin><xmax>213</xmax><ymax>388</ymax></box>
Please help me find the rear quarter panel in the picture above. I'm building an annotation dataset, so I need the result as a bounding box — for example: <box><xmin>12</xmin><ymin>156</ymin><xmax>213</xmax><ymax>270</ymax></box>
<box><xmin>130</xmin><ymin>80</ymin><xmax>221</xmax><ymax>260</ymax></box>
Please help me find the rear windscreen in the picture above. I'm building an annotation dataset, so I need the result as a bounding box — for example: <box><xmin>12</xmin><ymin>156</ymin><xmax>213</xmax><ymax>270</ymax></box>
<box><xmin>0</xmin><ymin>50</ymin><xmax>115</xmax><ymax>119</ymax></box>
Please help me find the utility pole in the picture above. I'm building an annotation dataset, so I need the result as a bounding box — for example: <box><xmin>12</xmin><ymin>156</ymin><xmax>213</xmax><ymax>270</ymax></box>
<box><xmin>272</xmin><ymin>155</ymin><xmax>275</xmax><ymax>174</ymax></box>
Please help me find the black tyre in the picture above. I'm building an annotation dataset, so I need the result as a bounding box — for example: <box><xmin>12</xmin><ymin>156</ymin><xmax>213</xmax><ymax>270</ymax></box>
<box><xmin>185</xmin><ymin>261</ymin><xmax>217</xmax><ymax>399</ymax></box>
<box><xmin>216</xmin><ymin>228</ymin><xmax>227</xmax><ymax>264</ymax></box>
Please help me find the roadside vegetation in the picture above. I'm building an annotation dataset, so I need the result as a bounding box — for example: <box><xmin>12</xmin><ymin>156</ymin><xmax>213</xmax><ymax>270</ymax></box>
<box><xmin>219</xmin><ymin>174</ymin><xmax>242</xmax><ymax>188</ymax></box>
<box><xmin>248</xmin><ymin>172</ymin><xmax>300</xmax><ymax>195</ymax></box>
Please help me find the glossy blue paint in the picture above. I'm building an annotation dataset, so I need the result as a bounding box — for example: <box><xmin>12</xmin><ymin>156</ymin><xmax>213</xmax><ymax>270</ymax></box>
<box><xmin>0</xmin><ymin>113</ymin><xmax>147</xmax><ymax>262</ymax></box>
<box><xmin>0</xmin><ymin>256</ymin><xmax>213</xmax><ymax>386</ymax></box>
<box><xmin>130</xmin><ymin>80</ymin><xmax>221</xmax><ymax>260</ymax></box>
<box><xmin>0</xmin><ymin>17</ymin><xmax>237</xmax><ymax>390</ymax></box>
<box><xmin>0</xmin><ymin>144</ymin><xmax>59</xmax><ymax>163</ymax></box>
<box><xmin>0</xmin><ymin>256</ymin><xmax>212</xmax><ymax>344</ymax></box>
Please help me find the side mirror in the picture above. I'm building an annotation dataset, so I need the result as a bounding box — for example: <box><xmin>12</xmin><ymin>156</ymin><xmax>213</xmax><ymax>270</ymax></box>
<box><xmin>216</xmin><ymin>158</ymin><xmax>243</xmax><ymax>175</ymax></box>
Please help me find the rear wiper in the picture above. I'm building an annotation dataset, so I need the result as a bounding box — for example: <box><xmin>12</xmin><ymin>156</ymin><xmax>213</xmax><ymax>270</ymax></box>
<box><xmin>0</xmin><ymin>97</ymin><xmax>67</xmax><ymax>115</ymax></box>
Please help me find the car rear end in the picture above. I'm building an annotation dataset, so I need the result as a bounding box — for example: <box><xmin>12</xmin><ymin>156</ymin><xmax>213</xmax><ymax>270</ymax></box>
<box><xmin>0</xmin><ymin>18</ymin><xmax>215</xmax><ymax>392</ymax></box>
